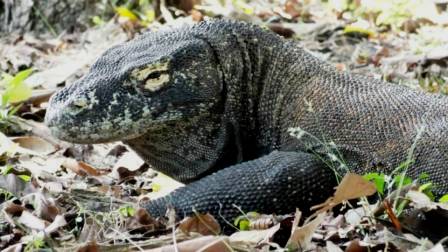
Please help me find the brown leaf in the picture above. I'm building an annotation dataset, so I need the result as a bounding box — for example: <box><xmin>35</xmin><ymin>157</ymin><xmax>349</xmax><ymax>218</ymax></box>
<box><xmin>136</xmin><ymin>208</ymin><xmax>157</xmax><ymax>226</ymax></box>
<box><xmin>310</xmin><ymin>173</ymin><xmax>377</xmax><ymax>216</ymax></box>
<box><xmin>79</xmin><ymin>161</ymin><xmax>105</xmax><ymax>176</ymax></box>
<box><xmin>178</xmin><ymin>213</ymin><xmax>221</xmax><ymax>236</ymax></box>
<box><xmin>229</xmin><ymin>223</ymin><xmax>280</xmax><ymax>247</ymax></box>
<box><xmin>63</xmin><ymin>158</ymin><xmax>103</xmax><ymax>177</ymax></box>
<box><xmin>4</xmin><ymin>202</ymin><xmax>26</xmax><ymax>217</ymax></box>
<box><xmin>18</xmin><ymin>211</ymin><xmax>48</xmax><ymax>231</ymax></box>
<box><xmin>44</xmin><ymin>215</ymin><xmax>67</xmax><ymax>234</ymax></box>
<box><xmin>345</xmin><ymin>239</ymin><xmax>368</xmax><ymax>252</ymax></box>
<box><xmin>326</xmin><ymin>240</ymin><xmax>344</xmax><ymax>252</ymax></box>
<box><xmin>190</xmin><ymin>9</ymin><xmax>203</xmax><ymax>22</ymax></box>
<box><xmin>77</xmin><ymin>241</ymin><xmax>99</xmax><ymax>252</ymax></box>
<box><xmin>286</xmin><ymin>212</ymin><xmax>325</xmax><ymax>251</ymax></box>
<box><xmin>12</xmin><ymin>136</ymin><xmax>57</xmax><ymax>155</ymax></box>
<box><xmin>284</xmin><ymin>0</ymin><xmax>302</xmax><ymax>19</ymax></box>
<box><xmin>146</xmin><ymin>235</ymin><xmax>231</xmax><ymax>252</ymax></box>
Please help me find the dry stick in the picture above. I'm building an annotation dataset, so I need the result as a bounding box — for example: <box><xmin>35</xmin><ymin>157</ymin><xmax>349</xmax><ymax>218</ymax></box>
<box><xmin>110</xmin><ymin>227</ymin><xmax>144</xmax><ymax>252</ymax></box>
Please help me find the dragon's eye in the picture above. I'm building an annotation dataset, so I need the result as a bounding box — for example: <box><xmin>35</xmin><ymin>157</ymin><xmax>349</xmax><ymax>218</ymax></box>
<box><xmin>144</xmin><ymin>71</ymin><xmax>169</xmax><ymax>92</ymax></box>
<box><xmin>146</xmin><ymin>71</ymin><xmax>162</xmax><ymax>79</ymax></box>
<box><xmin>130</xmin><ymin>62</ymin><xmax>170</xmax><ymax>92</ymax></box>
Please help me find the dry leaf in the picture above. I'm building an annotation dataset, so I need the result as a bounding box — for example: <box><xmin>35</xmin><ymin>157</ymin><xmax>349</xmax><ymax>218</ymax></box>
<box><xmin>4</xmin><ymin>202</ymin><xmax>26</xmax><ymax>216</ymax></box>
<box><xmin>229</xmin><ymin>223</ymin><xmax>280</xmax><ymax>247</ymax></box>
<box><xmin>63</xmin><ymin>158</ymin><xmax>103</xmax><ymax>176</ymax></box>
<box><xmin>406</xmin><ymin>190</ymin><xmax>438</xmax><ymax>211</ymax></box>
<box><xmin>425</xmin><ymin>243</ymin><xmax>445</xmax><ymax>252</ymax></box>
<box><xmin>0</xmin><ymin>132</ymin><xmax>41</xmax><ymax>157</ymax></box>
<box><xmin>12</xmin><ymin>136</ymin><xmax>56</xmax><ymax>155</ymax></box>
<box><xmin>146</xmin><ymin>235</ymin><xmax>231</xmax><ymax>252</ymax></box>
<box><xmin>44</xmin><ymin>215</ymin><xmax>67</xmax><ymax>233</ymax></box>
<box><xmin>310</xmin><ymin>173</ymin><xmax>377</xmax><ymax>216</ymax></box>
<box><xmin>18</xmin><ymin>211</ymin><xmax>47</xmax><ymax>231</ymax></box>
<box><xmin>286</xmin><ymin>212</ymin><xmax>325</xmax><ymax>251</ymax></box>
<box><xmin>77</xmin><ymin>241</ymin><xmax>100</xmax><ymax>252</ymax></box>
<box><xmin>326</xmin><ymin>240</ymin><xmax>344</xmax><ymax>252</ymax></box>
<box><xmin>178</xmin><ymin>213</ymin><xmax>221</xmax><ymax>236</ymax></box>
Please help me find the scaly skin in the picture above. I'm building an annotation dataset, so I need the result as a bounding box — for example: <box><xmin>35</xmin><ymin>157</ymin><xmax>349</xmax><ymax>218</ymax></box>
<box><xmin>45</xmin><ymin>20</ymin><xmax>448</xmax><ymax>230</ymax></box>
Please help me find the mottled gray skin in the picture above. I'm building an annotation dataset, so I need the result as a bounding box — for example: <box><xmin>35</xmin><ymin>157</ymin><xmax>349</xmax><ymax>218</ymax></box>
<box><xmin>46</xmin><ymin>20</ymin><xmax>448</xmax><ymax>229</ymax></box>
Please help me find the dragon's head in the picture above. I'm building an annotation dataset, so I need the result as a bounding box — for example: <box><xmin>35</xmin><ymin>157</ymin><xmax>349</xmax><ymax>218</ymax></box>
<box><xmin>45</xmin><ymin>26</ymin><xmax>223</xmax><ymax>144</ymax></box>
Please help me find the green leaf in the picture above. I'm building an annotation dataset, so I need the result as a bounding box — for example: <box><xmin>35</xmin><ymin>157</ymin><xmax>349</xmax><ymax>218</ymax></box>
<box><xmin>393</xmin><ymin>175</ymin><xmax>413</xmax><ymax>188</ymax></box>
<box><xmin>145</xmin><ymin>10</ymin><xmax>155</xmax><ymax>23</ymax></box>
<box><xmin>233</xmin><ymin>215</ymin><xmax>247</xmax><ymax>227</ymax></box>
<box><xmin>418</xmin><ymin>182</ymin><xmax>432</xmax><ymax>192</ymax></box>
<box><xmin>418</xmin><ymin>172</ymin><xmax>430</xmax><ymax>181</ymax></box>
<box><xmin>363</xmin><ymin>172</ymin><xmax>385</xmax><ymax>195</ymax></box>
<box><xmin>439</xmin><ymin>194</ymin><xmax>448</xmax><ymax>203</ymax></box>
<box><xmin>233</xmin><ymin>0</ymin><xmax>254</xmax><ymax>15</ymax></box>
<box><xmin>9</xmin><ymin>69</ymin><xmax>33</xmax><ymax>87</ymax></box>
<box><xmin>119</xmin><ymin>205</ymin><xmax>136</xmax><ymax>217</ymax></box>
<box><xmin>238</xmin><ymin>219</ymin><xmax>250</xmax><ymax>230</ymax></box>
<box><xmin>419</xmin><ymin>182</ymin><xmax>435</xmax><ymax>201</ymax></box>
<box><xmin>91</xmin><ymin>16</ymin><xmax>105</xmax><ymax>26</ymax></box>
<box><xmin>115</xmin><ymin>6</ymin><xmax>139</xmax><ymax>21</ymax></box>
<box><xmin>395</xmin><ymin>199</ymin><xmax>408</xmax><ymax>217</ymax></box>
<box><xmin>1</xmin><ymin>165</ymin><xmax>13</xmax><ymax>176</ymax></box>
<box><xmin>18</xmin><ymin>174</ymin><xmax>31</xmax><ymax>182</ymax></box>
<box><xmin>1</xmin><ymin>69</ymin><xmax>33</xmax><ymax>106</ymax></box>
<box><xmin>392</xmin><ymin>159</ymin><xmax>414</xmax><ymax>174</ymax></box>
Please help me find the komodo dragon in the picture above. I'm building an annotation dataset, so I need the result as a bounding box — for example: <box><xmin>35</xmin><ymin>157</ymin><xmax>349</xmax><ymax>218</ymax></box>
<box><xmin>45</xmin><ymin>19</ymin><xmax>448</xmax><ymax>227</ymax></box>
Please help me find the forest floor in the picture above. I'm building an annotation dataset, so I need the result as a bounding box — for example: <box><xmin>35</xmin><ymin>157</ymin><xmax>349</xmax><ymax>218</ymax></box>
<box><xmin>1</xmin><ymin>0</ymin><xmax>448</xmax><ymax>251</ymax></box>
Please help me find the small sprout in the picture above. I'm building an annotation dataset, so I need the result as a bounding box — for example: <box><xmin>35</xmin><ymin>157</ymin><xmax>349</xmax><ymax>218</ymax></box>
<box><xmin>363</xmin><ymin>172</ymin><xmax>386</xmax><ymax>195</ymax></box>
<box><xmin>418</xmin><ymin>172</ymin><xmax>430</xmax><ymax>181</ymax></box>
<box><xmin>0</xmin><ymin>69</ymin><xmax>33</xmax><ymax>107</ymax></box>
<box><xmin>393</xmin><ymin>175</ymin><xmax>413</xmax><ymax>188</ymax></box>
<box><xmin>233</xmin><ymin>0</ymin><xmax>254</xmax><ymax>15</ymax></box>
<box><xmin>439</xmin><ymin>194</ymin><xmax>448</xmax><ymax>203</ymax></box>
<box><xmin>18</xmin><ymin>174</ymin><xmax>31</xmax><ymax>182</ymax></box>
<box><xmin>233</xmin><ymin>211</ymin><xmax>260</xmax><ymax>231</ymax></box>
<box><xmin>0</xmin><ymin>188</ymin><xmax>14</xmax><ymax>201</ymax></box>
<box><xmin>144</xmin><ymin>10</ymin><xmax>155</xmax><ymax>23</ymax></box>
<box><xmin>237</xmin><ymin>219</ymin><xmax>250</xmax><ymax>231</ymax></box>
<box><xmin>0</xmin><ymin>69</ymin><xmax>33</xmax><ymax>133</ymax></box>
<box><xmin>91</xmin><ymin>16</ymin><xmax>105</xmax><ymax>26</ymax></box>
<box><xmin>115</xmin><ymin>6</ymin><xmax>139</xmax><ymax>21</ymax></box>
<box><xmin>24</xmin><ymin>236</ymin><xmax>46</xmax><ymax>252</ymax></box>
<box><xmin>418</xmin><ymin>182</ymin><xmax>435</xmax><ymax>201</ymax></box>
<box><xmin>152</xmin><ymin>183</ymin><xmax>161</xmax><ymax>192</ymax></box>
<box><xmin>119</xmin><ymin>205</ymin><xmax>136</xmax><ymax>217</ymax></box>
<box><xmin>1</xmin><ymin>165</ymin><xmax>13</xmax><ymax>175</ymax></box>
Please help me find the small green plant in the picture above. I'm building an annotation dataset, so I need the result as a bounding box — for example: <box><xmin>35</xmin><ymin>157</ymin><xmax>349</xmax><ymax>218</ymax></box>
<box><xmin>288</xmin><ymin>126</ymin><xmax>349</xmax><ymax>183</ymax></box>
<box><xmin>119</xmin><ymin>205</ymin><xmax>136</xmax><ymax>217</ymax></box>
<box><xmin>0</xmin><ymin>187</ymin><xmax>14</xmax><ymax>201</ymax></box>
<box><xmin>233</xmin><ymin>211</ymin><xmax>260</xmax><ymax>231</ymax></box>
<box><xmin>0</xmin><ymin>69</ymin><xmax>33</xmax><ymax>133</ymax></box>
<box><xmin>24</xmin><ymin>236</ymin><xmax>46</xmax><ymax>252</ymax></box>
<box><xmin>439</xmin><ymin>194</ymin><xmax>448</xmax><ymax>203</ymax></box>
